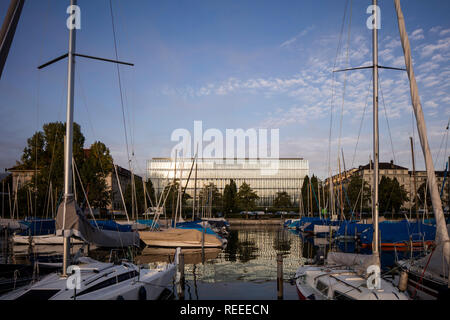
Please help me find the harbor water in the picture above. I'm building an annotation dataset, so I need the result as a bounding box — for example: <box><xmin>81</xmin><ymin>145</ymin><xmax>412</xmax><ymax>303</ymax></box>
<box><xmin>0</xmin><ymin>224</ymin><xmax>410</xmax><ymax>299</ymax></box>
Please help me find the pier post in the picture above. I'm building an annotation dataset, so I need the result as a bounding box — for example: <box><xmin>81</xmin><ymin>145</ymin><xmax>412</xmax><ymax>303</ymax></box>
<box><xmin>277</xmin><ymin>253</ymin><xmax>283</xmax><ymax>300</ymax></box>
<box><xmin>201</xmin><ymin>225</ymin><xmax>205</xmax><ymax>264</ymax></box>
<box><xmin>3</xmin><ymin>228</ymin><xmax>6</xmax><ymax>262</ymax></box>
<box><xmin>178</xmin><ymin>252</ymin><xmax>185</xmax><ymax>300</ymax></box>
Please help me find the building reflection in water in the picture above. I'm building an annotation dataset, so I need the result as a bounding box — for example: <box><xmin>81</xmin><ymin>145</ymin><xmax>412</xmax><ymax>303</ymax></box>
<box><xmin>181</xmin><ymin>225</ymin><xmax>308</xmax><ymax>284</ymax></box>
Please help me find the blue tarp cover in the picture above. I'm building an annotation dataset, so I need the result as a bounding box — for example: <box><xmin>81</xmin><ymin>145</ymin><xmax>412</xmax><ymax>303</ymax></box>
<box><xmin>19</xmin><ymin>218</ymin><xmax>55</xmax><ymax>236</ymax></box>
<box><xmin>360</xmin><ymin>220</ymin><xmax>436</xmax><ymax>244</ymax></box>
<box><xmin>89</xmin><ymin>220</ymin><xmax>133</xmax><ymax>232</ymax></box>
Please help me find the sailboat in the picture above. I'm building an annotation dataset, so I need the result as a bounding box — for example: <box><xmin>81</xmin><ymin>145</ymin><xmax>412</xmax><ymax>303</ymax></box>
<box><xmin>392</xmin><ymin>0</ymin><xmax>450</xmax><ymax>300</ymax></box>
<box><xmin>138</xmin><ymin>155</ymin><xmax>226</xmax><ymax>248</ymax></box>
<box><xmin>0</xmin><ymin>0</ymin><xmax>180</xmax><ymax>300</ymax></box>
<box><xmin>294</xmin><ymin>0</ymin><xmax>414</xmax><ymax>300</ymax></box>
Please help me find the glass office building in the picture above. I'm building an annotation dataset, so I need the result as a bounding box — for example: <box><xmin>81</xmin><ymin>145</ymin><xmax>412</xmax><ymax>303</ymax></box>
<box><xmin>147</xmin><ymin>158</ymin><xmax>309</xmax><ymax>207</ymax></box>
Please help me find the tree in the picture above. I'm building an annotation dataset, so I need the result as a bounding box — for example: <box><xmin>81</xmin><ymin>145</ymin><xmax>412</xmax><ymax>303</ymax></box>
<box><xmin>199</xmin><ymin>182</ymin><xmax>222</xmax><ymax>216</ymax></box>
<box><xmin>415</xmin><ymin>182</ymin><xmax>432</xmax><ymax>211</ymax></box>
<box><xmin>273</xmin><ymin>191</ymin><xmax>292</xmax><ymax>209</ymax></box>
<box><xmin>345</xmin><ymin>175</ymin><xmax>371</xmax><ymax>214</ymax></box>
<box><xmin>16</xmin><ymin>122</ymin><xmax>115</xmax><ymax>216</ymax></box>
<box><xmin>301</xmin><ymin>175</ymin><xmax>310</xmax><ymax>214</ymax></box>
<box><xmin>160</xmin><ymin>181</ymin><xmax>191</xmax><ymax>217</ymax></box>
<box><xmin>79</xmin><ymin>141</ymin><xmax>113</xmax><ymax>209</ymax></box>
<box><xmin>379</xmin><ymin>176</ymin><xmax>409</xmax><ymax>214</ymax></box>
<box><xmin>237</xmin><ymin>182</ymin><xmax>259</xmax><ymax>218</ymax></box>
<box><xmin>301</xmin><ymin>175</ymin><xmax>320</xmax><ymax>215</ymax></box>
<box><xmin>223</xmin><ymin>179</ymin><xmax>238</xmax><ymax>214</ymax></box>
<box><xmin>124</xmin><ymin>176</ymin><xmax>156</xmax><ymax>217</ymax></box>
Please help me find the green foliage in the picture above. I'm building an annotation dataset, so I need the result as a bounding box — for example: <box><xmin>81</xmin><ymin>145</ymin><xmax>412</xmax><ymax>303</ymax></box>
<box><xmin>199</xmin><ymin>182</ymin><xmax>222</xmax><ymax>215</ymax></box>
<box><xmin>379</xmin><ymin>176</ymin><xmax>409</xmax><ymax>214</ymax></box>
<box><xmin>301</xmin><ymin>175</ymin><xmax>320</xmax><ymax>214</ymax></box>
<box><xmin>273</xmin><ymin>191</ymin><xmax>292</xmax><ymax>208</ymax></box>
<box><xmin>79</xmin><ymin>141</ymin><xmax>113</xmax><ymax>209</ymax></box>
<box><xmin>15</xmin><ymin>122</ymin><xmax>115</xmax><ymax>216</ymax></box>
<box><xmin>124</xmin><ymin>176</ymin><xmax>156</xmax><ymax>216</ymax></box>
<box><xmin>237</xmin><ymin>182</ymin><xmax>259</xmax><ymax>215</ymax></box>
<box><xmin>223</xmin><ymin>179</ymin><xmax>238</xmax><ymax>214</ymax></box>
<box><xmin>161</xmin><ymin>181</ymin><xmax>191</xmax><ymax>216</ymax></box>
<box><xmin>415</xmin><ymin>182</ymin><xmax>432</xmax><ymax>211</ymax></box>
<box><xmin>345</xmin><ymin>175</ymin><xmax>371</xmax><ymax>213</ymax></box>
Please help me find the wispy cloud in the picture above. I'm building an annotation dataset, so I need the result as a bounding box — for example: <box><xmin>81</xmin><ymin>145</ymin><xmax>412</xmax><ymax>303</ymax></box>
<box><xmin>280</xmin><ymin>26</ymin><xmax>315</xmax><ymax>48</ymax></box>
<box><xmin>440</xmin><ymin>28</ymin><xmax>450</xmax><ymax>36</ymax></box>
<box><xmin>411</xmin><ymin>28</ymin><xmax>424</xmax><ymax>40</ymax></box>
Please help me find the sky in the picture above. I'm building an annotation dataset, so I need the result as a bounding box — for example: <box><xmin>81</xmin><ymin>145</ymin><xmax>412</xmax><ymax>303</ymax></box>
<box><xmin>0</xmin><ymin>0</ymin><xmax>449</xmax><ymax>179</ymax></box>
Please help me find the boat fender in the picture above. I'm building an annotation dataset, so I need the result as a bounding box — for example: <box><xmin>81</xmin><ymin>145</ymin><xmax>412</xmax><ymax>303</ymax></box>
<box><xmin>398</xmin><ymin>271</ymin><xmax>408</xmax><ymax>292</ymax></box>
<box><xmin>138</xmin><ymin>286</ymin><xmax>147</xmax><ymax>300</ymax></box>
<box><xmin>116</xmin><ymin>295</ymin><xmax>124</xmax><ymax>300</ymax></box>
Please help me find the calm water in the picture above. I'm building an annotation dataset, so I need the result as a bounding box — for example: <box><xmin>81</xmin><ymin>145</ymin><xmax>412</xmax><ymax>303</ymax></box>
<box><xmin>0</xmin><ymin>225</ymin><xmax>409</xmax><ymax>299</ymax></box>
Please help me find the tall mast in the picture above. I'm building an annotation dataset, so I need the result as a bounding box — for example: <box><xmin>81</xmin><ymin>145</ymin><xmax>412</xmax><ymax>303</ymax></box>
<box><xmin>372</xmin><ymin>0</ymin><xmax>380</xmax><ymax>263</ymax></box>
<box><xmin>394</xmin><ymin>0</ymin><xmax>450</xmax><ymax>272</ymax></box>
<box><xmin>193</xmin><ymin>161</ymin><xmax>197</xmax><ymax>221</ymax></box>
<box><xmin>0</xmin><ymin>0</ymin><xmax>25</xmax><ymax>79</ymax></box>
<box><xmin>410</xmin><ymin>136</ymin><xmax>418</xmax><ymax>220</ymax></box>
<box><xmin>62</xmin><ymin>0</ymin><xmax>77</xmax><ymax>277</ymax></box>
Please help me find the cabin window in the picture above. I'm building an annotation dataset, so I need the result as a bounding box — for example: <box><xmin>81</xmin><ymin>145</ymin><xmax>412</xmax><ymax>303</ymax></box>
<box><xmin>75</xmin><ymin>270</ymin><xmax>138</xmax><ymax>298</ymax></box>
<box><xmin>316</xmin><ymin>280</ymin><xmax>329</xmax><ymax>296</ymax></box>
<box><xmin>17</xmin><ymin>289</ymin><xmax>60</xmax><ymax>300</ymax></box>
<box><xmin>333</xmin><ymin>290</ymin><xmax>355</xmax><ymax>300</ymax></box>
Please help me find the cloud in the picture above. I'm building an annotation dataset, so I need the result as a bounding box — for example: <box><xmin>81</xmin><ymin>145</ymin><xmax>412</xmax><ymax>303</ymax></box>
<box><xmin>411</xmin><ymin>28</ymin><xmax>425</xmax><ymax>40</ymax></box>
<box><xmin>280</xmin><ymin>26</ymin><xmax>315</xmax><ymax>48</ymax></box>
<box><xmin>440</xmin><ymin>29</ymin><xmax>450</xmax><ymax>36</ymax></box>
<box><xmin>420</xmin><ymin>37</ymin><xmax>450</xmax><ymax>57</ymax></box>
<box><xmin>430</xmin><ymin>26</ymin><xmax>442</xmax><ymax>33</ymax></box>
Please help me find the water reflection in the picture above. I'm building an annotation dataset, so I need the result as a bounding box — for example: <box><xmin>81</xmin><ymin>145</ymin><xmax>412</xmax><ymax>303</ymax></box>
<box><xmin>1</xmin><ymin>225</ymin><xmax>412</xmax><ymax>299</ymax></box>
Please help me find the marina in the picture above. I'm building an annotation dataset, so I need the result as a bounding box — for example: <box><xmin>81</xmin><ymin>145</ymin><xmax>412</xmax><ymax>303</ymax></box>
<box><xmin>0</xmin><ymin>0</ymin><xmax>449</xmax><ymax>308</ymax></box>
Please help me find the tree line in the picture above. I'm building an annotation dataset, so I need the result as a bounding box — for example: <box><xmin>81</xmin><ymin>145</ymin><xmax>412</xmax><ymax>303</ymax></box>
<box><xmin>2</xmin><ymin>121</ymin><xmax>155</xmax><ymax>219</ymax></box>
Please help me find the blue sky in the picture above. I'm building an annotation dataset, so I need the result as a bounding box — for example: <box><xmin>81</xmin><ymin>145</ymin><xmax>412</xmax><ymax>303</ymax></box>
<box><xmin>0</xmin><ymin>0</ymin><xmax>449</xmax><ymax>179</ymax></box>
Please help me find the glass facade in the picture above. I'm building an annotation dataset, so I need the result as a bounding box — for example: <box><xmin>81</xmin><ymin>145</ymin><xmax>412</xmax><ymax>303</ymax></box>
<box><xmin>147</xmin><ymin>158</ymin><xmax>309</xmax><ymax>206</ymax></box>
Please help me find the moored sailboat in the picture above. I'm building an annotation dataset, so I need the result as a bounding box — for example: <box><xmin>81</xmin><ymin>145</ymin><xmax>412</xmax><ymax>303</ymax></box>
<box><xmin>0</xmin><ymin>0</ymin><xmax>180</xmax><ymax>300</ymax></box>
<box><xmin>295</xmin><ymin>0</ymin><xmax>414</xmax><ymax>300</ymax></box>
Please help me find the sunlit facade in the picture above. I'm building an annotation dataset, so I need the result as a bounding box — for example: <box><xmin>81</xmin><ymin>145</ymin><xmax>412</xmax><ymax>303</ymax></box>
<box><xmin>147</xmin><ymin>158</ymin><xmax>309</xmax><ymax>206</ymax></box>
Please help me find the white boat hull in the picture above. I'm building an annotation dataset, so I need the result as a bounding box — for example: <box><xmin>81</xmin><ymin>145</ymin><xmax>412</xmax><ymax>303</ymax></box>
<box><xmin>0</xmin><ymin>250</ymin><xmax>180</xmax><ymax>300</ymax></box>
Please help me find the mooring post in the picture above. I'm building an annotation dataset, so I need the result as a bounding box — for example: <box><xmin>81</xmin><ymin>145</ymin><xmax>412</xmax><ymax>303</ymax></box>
<box><xmin>178</xmin><ymin>252</ymin><xmax>185</xmax><ymax>300</ymax></box>
<box><xmin>2</xmin><ymin>228</ymin><xmax>6</xmax><ymax>262</ymax></box>
<box><xmin>201</xmin><ymin>224</ymin><xmax>205</xmax><ymax>264</ymax></box>
<box><xmin>277</xmin><ymin>253</ymin><xmax>283</xmax><ymax>300</ymax></box>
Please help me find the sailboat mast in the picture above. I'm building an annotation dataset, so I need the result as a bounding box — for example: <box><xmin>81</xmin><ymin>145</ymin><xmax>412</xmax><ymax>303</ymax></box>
<box><xmin>193</xmin><ymin>161</ymin><xmax>197</xmax><ymax>221</ymax></box>
<box><xmin>62</xmin><ymin>0</ymin><xmax>77</xmax><ymax>277</ymax></box>
<box><xmin>410</xmin><ymin>136</ymin><xmax>418</xmax><ymax>220</ymax></box>
<box><xmin>372</xmin><ymin>0</ymin><xmax>380</xmax><ymax>261</ymax></box>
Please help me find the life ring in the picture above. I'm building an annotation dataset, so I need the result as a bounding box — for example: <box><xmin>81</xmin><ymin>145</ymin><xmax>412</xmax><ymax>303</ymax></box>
<box><xmin>138</xmin><ymin>286</ymin><xmax>147</xmax><ymax>300</ymax></box>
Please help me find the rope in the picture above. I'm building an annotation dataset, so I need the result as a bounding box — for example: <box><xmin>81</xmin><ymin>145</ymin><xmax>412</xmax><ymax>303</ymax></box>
<box><xmin>326</xmin><ymin>0</ymin><xmax>350</xmax><ymax>216</ymax></box>
<box><xmin>378</xmin><ymin>72</ymin><xmax>397</xmax><ymax>164</ymax></box>
<box><xmin>109</xmin><ymin>0</ymin><xmax>132</xmax><ymax>172</ymax></box>
<box><xmin>412</xmin><ymin>246</ymin><xmax>436</xmax><ymax>298</ymax></box>
<box><xmin>351</xmin><ymin>78</ymin><xmax>372</xmax><ymax>169</ymax></box>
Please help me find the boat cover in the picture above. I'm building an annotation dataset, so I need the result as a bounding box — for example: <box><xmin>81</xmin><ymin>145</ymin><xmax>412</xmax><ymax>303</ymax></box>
<box><xmin>360</xmin><ymin>220</ymin><xmax>436</xmax><ymax>245</ymax></box>
<box><xmin>138</xmin><ymin>228</ymin><xmax>224</xmax><ymax>248</ymax></box>
<box><xmin>55</xmin><ymin>197</ymin><xmax>140</xmax><ymax>247</ymax></box>
<box><xmin>327</xmin><ymin>252</ymin><xmax>379</xmax><ymax>276</ymax></box>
